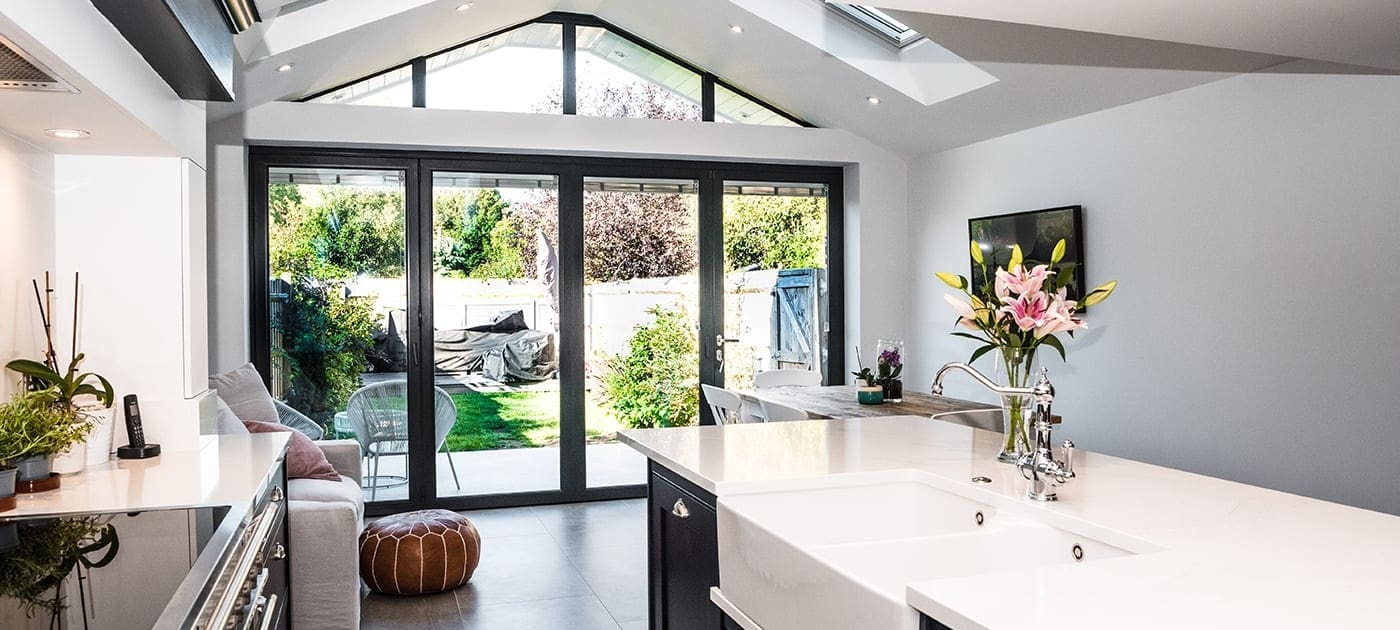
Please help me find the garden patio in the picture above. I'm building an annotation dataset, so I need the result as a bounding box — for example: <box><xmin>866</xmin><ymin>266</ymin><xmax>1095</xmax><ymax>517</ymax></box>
<box><xmin>350</xmin><ymin>372</ymin><xmax>648</xmax><ymax>500</ymax></box>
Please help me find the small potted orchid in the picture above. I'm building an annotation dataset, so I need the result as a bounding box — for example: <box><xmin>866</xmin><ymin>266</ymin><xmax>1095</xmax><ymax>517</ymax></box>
<box><xmin>937</xmin><ymin>239</ymin><xmax>1116</xmax><ymax>461</ymax></box>
<box><xmin>876</xmin><ymin>339</ymin><xmax>904</xmax><ymax>402</ymax></box>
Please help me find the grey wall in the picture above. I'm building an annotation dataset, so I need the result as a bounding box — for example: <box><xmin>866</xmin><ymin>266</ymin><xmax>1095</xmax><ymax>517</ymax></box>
<box><xmin>908</xmin><ymin>61</ymin><xmax>1400</xmax><ymax>515</ymax></box>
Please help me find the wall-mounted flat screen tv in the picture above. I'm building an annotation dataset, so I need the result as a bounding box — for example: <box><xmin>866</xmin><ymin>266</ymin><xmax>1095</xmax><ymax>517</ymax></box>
<box><xmin>968</xmin><ymin>205</ymin><xmax>1085</xmax><ymax>303</ymax></box>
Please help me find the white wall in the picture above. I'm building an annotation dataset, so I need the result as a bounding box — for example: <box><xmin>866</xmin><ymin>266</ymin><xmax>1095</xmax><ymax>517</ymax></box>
<box><xmin>55</xmin><ymin>156</ymin><xmax>211</xmax><ymax>452</ymax></box>
<box><xmin>207</xmin><ymin>102</ymin><xmax>909</xmax><ymax>378</ymax></box>
<box><xmin>0</xmin><ymin>131</ymin><xmax>55</xmax><ymax>400</ymax></box>
<box><xmin>908</xmin><ymin>61</ymin><xmax>1400</xmax><ymax>515</ymax></box>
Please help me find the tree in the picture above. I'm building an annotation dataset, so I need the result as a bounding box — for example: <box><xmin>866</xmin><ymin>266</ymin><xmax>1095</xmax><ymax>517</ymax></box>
<box><xmin>434</xmin><ymin>188</ymin><xmax>528</xmax><ymax>279</ymax></box>
<box><xmin>577</xmin><ymin>81</ymin><xmax>701</xmax><ymax>121</ymax></box>
<box><xmin>536</xmin><ymin>63</ymin><xmax>701</xmax><ymax>122</ymax></box>
<box><xmin>513</xmin><ymin>189</ymin><xmax>697</xmax><ymax>283</ymax></box>
<box><xmin>269</xmin><ymin>186</ymin><xmax>406</xmax><ymax>279</ymax></box>
<box><xmin>723</xmin><ymin>195</ymin><xmax>827</xmax><ymax>271</ymax></box>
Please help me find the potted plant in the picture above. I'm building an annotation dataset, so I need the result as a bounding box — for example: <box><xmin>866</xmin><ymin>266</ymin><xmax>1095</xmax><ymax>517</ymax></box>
<box><xmin>5</xmin><ymin>273</ymin><xmax>116</xmax><ymax>473</ymax></box>
<box><xmin>0</xmin><ymin>392</ymin><xmax>95</xmax><ymax>488</ymax></box>
<box><xmin>8</xmin><ymin>354</ymin><xmax>114</xmax><ymax>474</ymax></box>
<box><xmin>851</xmin><ymin>348</ymin><xmax>884</xmax><ymax>404</ymax></box>
<box><xmin>875</xmin><ymin>339</ymin><xmax>904</xmax><ymax>402</ymax></box>
<box><xmin>937</xmin><ymin>239</ymin><xmax>1117</xmax><ymax>461</ymax></box>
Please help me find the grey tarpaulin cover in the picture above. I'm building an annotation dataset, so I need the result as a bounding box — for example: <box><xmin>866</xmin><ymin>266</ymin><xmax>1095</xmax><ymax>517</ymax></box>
<box><xmin>433</xmin><ymin>327</ymin><xmax>557</xmax><ymax>382</ymax></box>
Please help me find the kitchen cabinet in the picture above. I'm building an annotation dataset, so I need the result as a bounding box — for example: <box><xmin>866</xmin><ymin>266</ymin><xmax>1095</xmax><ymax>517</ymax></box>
<box><xmin>648</xmin><ymin>461</ymin><xmax>721</xmax><ymax>630</ymax></box>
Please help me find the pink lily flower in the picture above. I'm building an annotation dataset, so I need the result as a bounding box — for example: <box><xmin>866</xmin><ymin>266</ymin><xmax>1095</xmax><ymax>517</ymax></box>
<box><xmin>944</xmin><ymin>294</ymin><xmax>982</xmax><ymax>331</ymax></box>
<box><xmin>1034</xmin><ymin>289</ymin><xmax>1087</xmax><ymax>338</ymax></box>
<box><xmin>994</xmin><ymin>264</ymin><xmax>1052</xmax><ymax>300</ymax></box>
<box><xmin>1000</xmin><ymin>291</ymin><xmax>1050</xmax><ymax>333</ymax></box>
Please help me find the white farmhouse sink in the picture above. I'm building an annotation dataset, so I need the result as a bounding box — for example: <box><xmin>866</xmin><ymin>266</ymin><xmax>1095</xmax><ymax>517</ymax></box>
<box><xmin>718</xmin><ymin>472</ymin><xmax>1152</xmax><ymax>630</ymax></box>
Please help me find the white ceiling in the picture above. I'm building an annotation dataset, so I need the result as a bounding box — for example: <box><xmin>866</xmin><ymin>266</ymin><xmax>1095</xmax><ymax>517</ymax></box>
<box><xmin>218</xmin><ymin>0</ymin><xmax>1386</xmax><ymax>158</ymax></box>
<box><xmin>0</xmin><ymin>10</ymin><xmax>186</xmax><ymax>156</ymax></box>
<box><xmin>871</xmin><ymin>0</ymin><xmax>1400</xmax><ymax>71</ymax></box>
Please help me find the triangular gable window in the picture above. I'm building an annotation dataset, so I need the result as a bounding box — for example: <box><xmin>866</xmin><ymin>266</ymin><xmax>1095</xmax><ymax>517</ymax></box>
<box><xmin>300</xmin><ymin>13</ymin><xmax>807</xmax><ymax>127</ymax></box>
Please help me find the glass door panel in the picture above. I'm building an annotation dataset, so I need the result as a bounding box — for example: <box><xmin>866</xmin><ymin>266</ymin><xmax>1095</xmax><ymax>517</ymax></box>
<box><xmin>721</xmin><ymin>181</ymin><xmax>830</xmax><ymax>390</ymax></box>
<box><xmin>265</xmin><ymin>166</ymin><xmax>409</xmax><ymax>504</ymax></box>
<box><xmin>583</xmin><ymin>176</ymin><xmax>699</xmax><ymax>488</ymax></box>
<box><xmin>430</xmin><ymin>171</ymin><xmax>562</xmax><ymax>497</ymax></box>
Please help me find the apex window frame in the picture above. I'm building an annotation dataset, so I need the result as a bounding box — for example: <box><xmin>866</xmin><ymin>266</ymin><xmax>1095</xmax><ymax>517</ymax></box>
<box><xmin>297</xmin><ymin>12</ymin><xmax>810</xmax><ymax>127</ymax></box>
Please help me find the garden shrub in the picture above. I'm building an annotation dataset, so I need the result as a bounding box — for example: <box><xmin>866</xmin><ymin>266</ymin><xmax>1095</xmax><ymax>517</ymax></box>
<box><xmin>276</xmin><ymin>276</ymin><xmax>377</xmax><ymax>425</ymax></box>
<box><xmin>599</xmin><ymin>306</ymin><xmax>699</xmax><ymax>429</ymax></box>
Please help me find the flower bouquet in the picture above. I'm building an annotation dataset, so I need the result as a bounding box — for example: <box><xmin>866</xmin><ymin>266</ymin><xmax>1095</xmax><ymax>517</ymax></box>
<box><xmin>937</xmin><ymin>239</ymin><xmax>1116</xmax><ymax>460</ymax></box>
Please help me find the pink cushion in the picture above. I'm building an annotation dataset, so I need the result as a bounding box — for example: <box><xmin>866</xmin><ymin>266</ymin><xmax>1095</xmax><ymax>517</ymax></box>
<box><xmin>243</xmin><ymin>420</ymin><xmax>341</xmax><ymax>481</ymax></box>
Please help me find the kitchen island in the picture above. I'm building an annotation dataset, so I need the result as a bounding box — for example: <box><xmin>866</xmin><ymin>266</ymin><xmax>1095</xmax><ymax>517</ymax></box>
<box><xmin>620</xmin><ymin>416</ymin><xmax>1400</xmax><ymax>630</ymax></box>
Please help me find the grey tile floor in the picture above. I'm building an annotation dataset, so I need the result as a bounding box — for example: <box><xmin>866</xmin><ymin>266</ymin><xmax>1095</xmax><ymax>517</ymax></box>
<box><xmin>360</xmin><ymin>499</ymin><xmax>648</xmax><ymax>629</ymax></box>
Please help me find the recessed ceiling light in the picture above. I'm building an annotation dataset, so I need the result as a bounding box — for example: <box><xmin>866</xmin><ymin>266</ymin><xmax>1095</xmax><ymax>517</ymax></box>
<box><xmin>866</xmin><ymin>96</ymin><xmax>881</xmax><ymax>105</ymax></box>
<box><xmin>729</xmin><ymin>24</ymin><xmax>744</xmax><ymax>34</ymax></box>
<box><xmin>275</xmin><ymin>63</ymin><xmax>294</xmax><ymax>73</ymax></box>
<box><xmin>456</xmin><ymin>2</ymin><xmax>473</xmax><ymax>11</ymax></box>
<box><xmin>44</xmin><ymin>128</ymin><xmax>91</xmax><ymax>140</ymax></box>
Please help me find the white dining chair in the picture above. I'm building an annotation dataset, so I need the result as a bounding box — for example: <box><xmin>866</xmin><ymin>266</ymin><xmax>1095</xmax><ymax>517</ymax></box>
<box><xmin>753</xmin><ymin>369</ymin><xmax>822</xmax><ymax>389</ymax></box>
<box><xmin>756</xmin><ymin>398</ymin><xmax>810</xmax><ymax>422</ymax></box>
<box><xmin>701</xmin><ymin>384</ymin><xmax>745</xmax><ymax>425</ymax></box>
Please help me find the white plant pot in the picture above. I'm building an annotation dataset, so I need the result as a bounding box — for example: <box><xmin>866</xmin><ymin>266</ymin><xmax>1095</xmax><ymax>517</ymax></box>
<box><xmin>52</xmin><ymin>442</ymin><xmax>87</xmax><ymax>475</ymax></box>
<box><xmin>83</xmin><ymin>405</ymin><xmax>116</xmax><ymax>467</ymax></box>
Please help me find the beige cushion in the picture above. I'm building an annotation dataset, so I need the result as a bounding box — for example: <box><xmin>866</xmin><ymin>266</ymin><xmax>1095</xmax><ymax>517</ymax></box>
<box><xmin>209</xmin><ymin>363</ymin><xmax>278</xmax><ymax>425</ymax></box>
<box><xmin>213</xmin><ymin>397</ymin><xmax>249</xmax><ymax>435</ymax></box>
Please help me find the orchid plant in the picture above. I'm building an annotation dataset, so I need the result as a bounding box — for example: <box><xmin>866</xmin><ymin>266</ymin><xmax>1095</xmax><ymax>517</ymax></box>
<box><xmin>937</xmin><ymin>239</ymin><xmax>1117</xmax><ymax>458</ymax></box>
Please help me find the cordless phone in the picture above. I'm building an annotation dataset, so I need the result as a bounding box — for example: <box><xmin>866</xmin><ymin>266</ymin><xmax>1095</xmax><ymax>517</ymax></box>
<box><xmin>117</xmin><ymin>394</ymin><xmax>161</xmax><ymax>459</ymax></box>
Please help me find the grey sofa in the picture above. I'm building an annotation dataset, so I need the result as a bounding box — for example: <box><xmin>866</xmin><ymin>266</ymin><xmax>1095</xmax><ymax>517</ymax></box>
<box><xmin>209</xmin><ymin>364</ymin><xmax>363</xmax><ymax>629</ymax></box>
<box><xmin>286</xmin><ymin>439</ymin><xmax>363</xmax><ymax>630</ymax></box>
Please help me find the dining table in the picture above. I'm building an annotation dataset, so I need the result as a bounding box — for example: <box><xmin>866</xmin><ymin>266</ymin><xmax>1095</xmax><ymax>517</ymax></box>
<box><xmin>735</xmin><ymin>384</ymin><xmax>994</xmax><ymax>421</ymax></box>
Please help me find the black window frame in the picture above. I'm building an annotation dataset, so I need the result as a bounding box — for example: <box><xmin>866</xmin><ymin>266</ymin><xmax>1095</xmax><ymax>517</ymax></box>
<box><xmin>298</xmin><ymin>11</ymin><xmax>812</xmax><ymax>127</ymax></box>
<box><xmin>249</xmin><ymin>145</ymin><xmax>844</xmax><ymax>515</ymax></box>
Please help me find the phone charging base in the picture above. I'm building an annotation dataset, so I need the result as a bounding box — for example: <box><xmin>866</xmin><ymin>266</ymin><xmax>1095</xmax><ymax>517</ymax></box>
<box><xmin>117</xmin><ymin>444</ymin><xmax>161</xmax><ymax>459</ymax></box>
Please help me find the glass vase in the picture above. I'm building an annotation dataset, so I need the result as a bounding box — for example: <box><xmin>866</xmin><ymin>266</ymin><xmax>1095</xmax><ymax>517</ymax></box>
<box><xmin>993</xmin><ymin>346</ymin><xmax>1038</xmax><ymax>463</ymax></box>
<box><xmin>875</xmin><ymin>339</ymin><xmax>905</xmax><ymax>403</ymax></box>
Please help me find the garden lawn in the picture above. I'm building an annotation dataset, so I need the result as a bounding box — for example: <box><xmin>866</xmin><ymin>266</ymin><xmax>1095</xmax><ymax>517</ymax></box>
<box><xmin>444</xmin><ymin>390</ymin><xmax>621</xmax><ymax>451</ymax></box>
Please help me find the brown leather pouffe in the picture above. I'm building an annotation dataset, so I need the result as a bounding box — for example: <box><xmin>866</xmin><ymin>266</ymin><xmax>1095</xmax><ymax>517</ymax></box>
<box><xmin>359</xmin><ymin>509</ymin><xmax>481</xmax><ymax>595</ymax></box>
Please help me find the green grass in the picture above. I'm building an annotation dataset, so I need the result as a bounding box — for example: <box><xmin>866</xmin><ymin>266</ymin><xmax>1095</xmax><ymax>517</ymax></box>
<box><xmin>443</xmin><ymin>390</ymin><xmax>621</xmax><ymax>452</ymax></box>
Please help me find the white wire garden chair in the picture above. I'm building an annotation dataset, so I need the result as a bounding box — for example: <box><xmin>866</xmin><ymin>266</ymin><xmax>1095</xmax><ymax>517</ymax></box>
<box><xmin>345</xmin><ymin>381</ymin><xmax>461</xmax><ymax>500</ymax></box>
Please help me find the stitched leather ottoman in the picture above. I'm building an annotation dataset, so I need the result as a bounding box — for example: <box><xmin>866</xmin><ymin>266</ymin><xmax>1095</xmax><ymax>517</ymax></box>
<box><xmin>359</xmin><ymin>509</ymin><xmax>481</xmax><ymax>595</ymax></box>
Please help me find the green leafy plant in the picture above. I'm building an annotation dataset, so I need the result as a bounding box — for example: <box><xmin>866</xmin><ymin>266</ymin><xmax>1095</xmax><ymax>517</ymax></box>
<box><xmin>6</xmin><ymin>355</ymin><xmax>114</xmax><ymax>410</ymax></box>
<box><xmin>275</xmin><ymin>277</ymin><xmax>377</xmax><ymax>426</ymax></box>
<box><xmin>0</xmin><ymin>393</ymin><xmax>94</xmax><ymax>466</ymax></box>
<box><xmin>851</xmin><ymin>347</ymin><xmax>878</xmax><ymax>386</ymax></box>
<box><xmin>598</xmin><ymin>306</ymin><xmax>699</xmax><ymax>429</ymax></box>
<box><xmin>0</xmin><ymin>517</ymin><xmax>119</xmax><ymax>619</ymax></box>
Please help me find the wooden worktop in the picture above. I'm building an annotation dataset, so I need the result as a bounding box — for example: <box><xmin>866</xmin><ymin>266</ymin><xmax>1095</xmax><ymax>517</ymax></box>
<box><xmin>737</xmin><ymin>385</ymin><xmax>993</xmax><ymax>420</ymax></box>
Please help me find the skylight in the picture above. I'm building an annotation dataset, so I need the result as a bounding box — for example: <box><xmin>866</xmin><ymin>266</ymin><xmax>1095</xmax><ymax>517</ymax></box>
<box><xmin>827</xmin><ymin>3</ymin><xmax>925</xmax><ymax>49</ymax></box>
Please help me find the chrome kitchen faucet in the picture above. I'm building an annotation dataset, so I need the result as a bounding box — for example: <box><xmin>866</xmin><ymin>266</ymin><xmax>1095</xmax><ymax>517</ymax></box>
<box><xmin>931</xmin><ymin>364</ymin><xmax>1076</xmax><ymax>501</ymax></box>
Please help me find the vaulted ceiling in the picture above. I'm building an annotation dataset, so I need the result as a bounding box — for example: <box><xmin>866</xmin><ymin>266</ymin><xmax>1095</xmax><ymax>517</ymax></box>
<box><xmin>220</xmin><ymin>0</ymin><xmax>1398</xmax><ymax>158</ymax></box>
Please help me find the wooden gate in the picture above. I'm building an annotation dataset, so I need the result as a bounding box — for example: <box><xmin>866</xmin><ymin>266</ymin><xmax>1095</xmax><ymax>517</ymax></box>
<box><xmin>769</xmin><ymin>268</ymin><xmax>826</xmax><ymax>372</ymax></box>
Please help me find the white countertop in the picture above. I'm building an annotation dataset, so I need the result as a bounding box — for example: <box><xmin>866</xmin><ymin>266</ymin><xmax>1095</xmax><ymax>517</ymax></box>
<box><xmin>4</xmin><ymin>433</ymin><xmax>290</xmax><ymax>519</ymax></box>
<box><xmin>619</xmin><ymin>416</ymin><xmax>1400</xmax><ymax>629</ymax></box>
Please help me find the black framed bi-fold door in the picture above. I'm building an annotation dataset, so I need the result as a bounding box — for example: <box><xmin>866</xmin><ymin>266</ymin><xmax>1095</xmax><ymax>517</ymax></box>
<box><xmin>249</xmin><ymin>151</ymin><xmax>429</xmax><ymax>516</ymax></box>
<box><xmin>251</xmin><ymin>147</ymin><xmax>843</xmax><ymax>514</ymax></box>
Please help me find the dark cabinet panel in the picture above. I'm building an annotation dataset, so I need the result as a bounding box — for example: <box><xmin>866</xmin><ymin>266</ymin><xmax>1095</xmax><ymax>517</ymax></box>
<box><xmin>648</xmin><ymin>461</ymin><xmax>721</xmax><ymax>630</ymax></box>
<box><xmin>921</xmin><ymin>615</ymin><xmax>954</xmax><ymax>630</ymax></box>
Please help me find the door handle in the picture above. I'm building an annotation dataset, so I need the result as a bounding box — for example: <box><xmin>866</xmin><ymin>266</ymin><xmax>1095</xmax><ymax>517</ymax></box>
<box><xmin>714</xmin><ymin>335</ymin><xmax>739</xmax><ymax>370</ymax></box>
<box><xmin>672</xmin><ymin>498</ymin><xmax>690</xmax><ymax>519</ymax></box>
